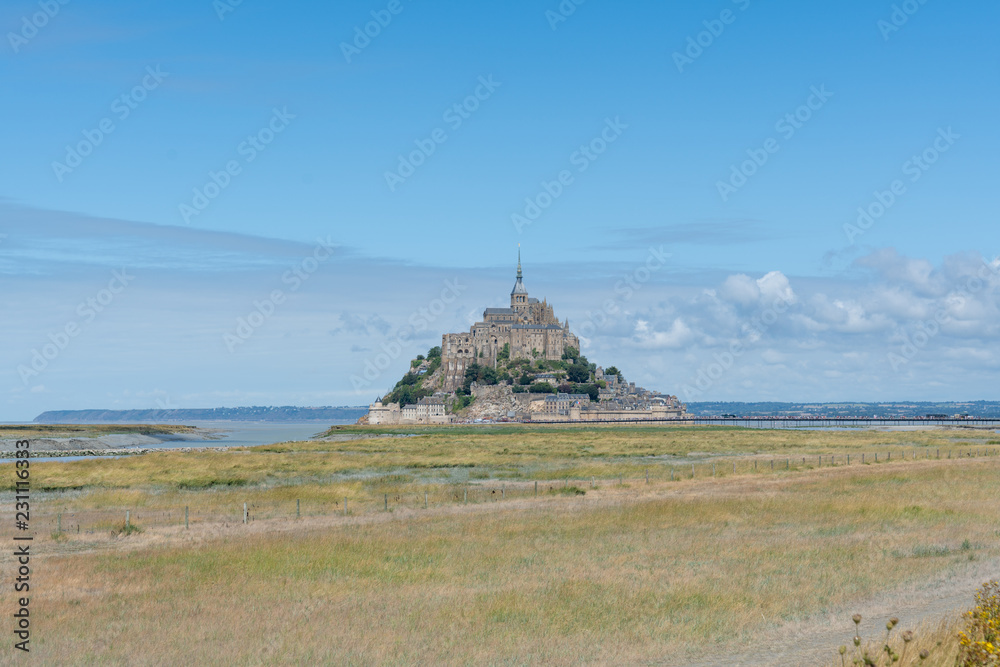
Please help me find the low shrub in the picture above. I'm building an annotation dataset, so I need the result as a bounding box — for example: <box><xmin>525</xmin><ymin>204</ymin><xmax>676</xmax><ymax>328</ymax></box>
<box><xmin>958</xmin><ymin>580</ymin><xmax>1000</xmax><ymax>666</ymax></box>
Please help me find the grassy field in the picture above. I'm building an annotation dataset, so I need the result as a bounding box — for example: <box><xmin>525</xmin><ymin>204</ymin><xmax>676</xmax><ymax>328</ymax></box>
<box><xmin>21</xmin><ymin>459</ymin><xmax>1000</xmax><ymax>664</ymax></box>
<box><xmin>5</xmin><ymin>425</ymin><xmax>998</xmax><ymax>664</ymax></box>
<box><xmin>14</xmin><ymin>424</ymin><xmax>998</xmax><ymax>528</ymax></box>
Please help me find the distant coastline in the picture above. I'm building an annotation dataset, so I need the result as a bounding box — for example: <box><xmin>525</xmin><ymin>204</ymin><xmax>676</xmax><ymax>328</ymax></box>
<box><xmin>683</xmin><ymin>400</ymin><xmax>1000</xmax><ymax>418</ymax></box>
<box><xmin>29</xmin><ymin>401</ymin><xmax>1000</xmax><ymax>424</ymax></box>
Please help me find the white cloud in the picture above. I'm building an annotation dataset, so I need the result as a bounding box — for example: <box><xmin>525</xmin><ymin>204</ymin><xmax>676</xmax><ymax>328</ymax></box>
<box><xmin>632</xmin><ymin>318</ymin><xmax>695</xmax><ymax>349</ymax></box>
<box><xmin>719</xmin><ymin>274</ymin><xmax>759</xmax><ymax>306</ymax></box>
<box><xmin>756</xmin><ymin>270</ymin><xmax>796</xmax><ymax>304</ymax></box>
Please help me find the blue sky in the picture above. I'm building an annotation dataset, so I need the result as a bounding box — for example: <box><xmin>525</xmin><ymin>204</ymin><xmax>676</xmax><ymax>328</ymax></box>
<box><xmin>1</xmin><ymin>0</ymin><xmax>998</xmax><ymax>419</ymax></box>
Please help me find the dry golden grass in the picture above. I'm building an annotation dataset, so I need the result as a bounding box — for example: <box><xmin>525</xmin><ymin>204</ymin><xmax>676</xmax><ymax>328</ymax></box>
<box><xmin>17</xmin><ymin>424</ymin><xmax>999</xmax><ymax>539</ymax></box>
<box><xmin>21</xmin><ymin>424</ymin><xmax>997</xmax><ymax>490</ymax></box>
<box><xmin>23</xmin><ymin>459</ymin><xmax>1000</xmax><ymax>665</ymax></box>
<box><xmin>822</xmin><ymin>616</ymin><xmax>964</xmax><ymax>666</ymax></box>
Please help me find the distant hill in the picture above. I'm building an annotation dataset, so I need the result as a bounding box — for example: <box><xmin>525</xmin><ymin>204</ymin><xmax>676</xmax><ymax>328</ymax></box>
<box><xmin>686</xmin><ymin>401</ymin><xmax>1000</xmax><ymax>418</ymax></box>
<box><xmin>34</xmin><ymin>406</ymin><xmax>368</xmax><ymax>424</ymax></box>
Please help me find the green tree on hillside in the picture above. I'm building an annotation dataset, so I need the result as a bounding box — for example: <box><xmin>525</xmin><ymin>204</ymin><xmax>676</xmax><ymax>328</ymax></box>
<box><xmin>567</xmin><ymin>360</ymin><xmax>590</xmax><ymax>383</ymax></box>
<box><xmin>461</xmin><ymin>363</ymin><xmax>481</xmax><ymax>394</ymax></box>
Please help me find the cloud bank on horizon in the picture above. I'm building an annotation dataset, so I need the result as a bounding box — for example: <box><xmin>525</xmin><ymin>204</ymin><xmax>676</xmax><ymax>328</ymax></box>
<box><xmin>1</xmin><ymin>207</ymin><xmax>997</xmax><ymax>420</ymax></box>
<box><xmin>1</xmin><ymin>1</ymin><xmax>997</xmax><ymax>419</ymax></box>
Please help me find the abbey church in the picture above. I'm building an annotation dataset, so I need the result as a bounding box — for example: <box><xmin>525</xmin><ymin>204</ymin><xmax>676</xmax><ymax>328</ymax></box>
<box><xmin>441</xmin><ymin>252</ymin><xmax>580</xmax><ymax>391</ymax></box>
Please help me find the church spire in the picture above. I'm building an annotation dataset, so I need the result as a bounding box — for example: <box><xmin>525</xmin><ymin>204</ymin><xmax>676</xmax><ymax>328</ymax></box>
<box><xmin>511</xmin><ymin>245</ymin><xmax>528</xmax><ymax>297</ymax></box>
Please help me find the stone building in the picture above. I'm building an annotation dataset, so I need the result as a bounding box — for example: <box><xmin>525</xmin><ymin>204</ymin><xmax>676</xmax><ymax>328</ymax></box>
<box><xmin>541</xmin><ymin>393</ymin><xmax>592</xmax><ymax>415</ymax></box>
<box><xmin>367</xmin><ymin>396</ymin><xmax>451</xmax><ymax>425</ymax></box>
<box><xmin>366</xmin><ymin>397</ymin><xmax>399</xmax><ymax>425</ymax></box>
<box><xmin>442</xmin><ymin>252</ymin><xmax>580</xmax><ymax>391</ymax></box>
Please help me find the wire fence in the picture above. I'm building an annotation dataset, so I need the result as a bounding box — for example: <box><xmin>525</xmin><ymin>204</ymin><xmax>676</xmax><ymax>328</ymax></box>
<box><xmin>14</xmin><ymin>445</ymin><xmax>999</xmax><ymax>538</ymax></box>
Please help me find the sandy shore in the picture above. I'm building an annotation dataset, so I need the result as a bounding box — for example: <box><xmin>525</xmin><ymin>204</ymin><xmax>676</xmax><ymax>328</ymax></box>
<box><xmin>0</xmin><ymin>427</ymin><xmax>225</xmax><ymax>455</ymax></box>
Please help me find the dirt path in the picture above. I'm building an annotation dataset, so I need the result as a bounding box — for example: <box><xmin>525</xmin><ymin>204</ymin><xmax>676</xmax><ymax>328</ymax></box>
<box><xmin>674</xmin><ymin>559</ymin><xmax>992</xmax><ymax>666</ymax></box>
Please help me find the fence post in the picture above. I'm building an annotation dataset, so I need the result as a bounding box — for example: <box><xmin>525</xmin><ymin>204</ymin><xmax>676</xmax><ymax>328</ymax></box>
<box><xmin>464</xmin><ymin>488</ymin><xmax>468</xmax><ymax>504</ymax></box>
<box><xmin>243</xmin><ymin>503</ymin><xmax>247</xmax><ymax>524</ymax></box>
<box><xmin>862</xmin><ymin>453</ymin><xmax>864</xmax><ymax>464</ymax></box>
<box><xmin>385</xmin><ymin>493</ymin><xmax>388</xmax><ymax>511</ymax></box>
<box><xmin>534</xmin><ymin>481</ymin><xmax>537</xmax><ymax>497</ymax></box>
<box><xmin>754</xmin><ymin>460</ymin><xmax>757</xmax><ymax>471</ymax></box>
<box><xmin>712</xmin><ymin>463</ymin><xmax>716</xmax><ymax>476</ymax></box>
<box><xmin>424</xmin><ymin>492</ymin><xmax>428</xmax><ymax>509</ymax></box>
<box><xmin>786</xmin><ymin>458</ymin><xmax>789</xmax><ymax>470</ymax></box>
<box><xmin>670</xmin><ymin>469</ymin><xmax>674</xmax><ymax>481</ymax></box>
<box><xmin>344</xmin><ymin>497</ymin><xmax>347</xmax><ymax>516</ymax></box>
<box><xmin>502</xmin><ymin>487</ymin><xmax>505</xmax><ymax>500</ymax></box>
<box><xmin>691</xmin><ymin>464</ymin><xmax>695</xmax><ymax>478</ymax></box>
<box><xmin>58</xmin><ymin>513</ymin><xmax>61</xmax><ymax>533</ymax></box>
<box><xmin>771</xmin><ymin>460</ymin><xmax>774</xmax><ymax>471</ymax></box>
<box><xmin>297</xmin><ymin>499</ymin><xmax>300</xmax><ymax>518</ymax></box>
<box><xmin>126</xmin><ymin>510</ymin><xmax>130</xmax><ymax>530</ymax></box>
<box><xmin>847</xmin><ymin>454</ymin><xmax>850</xmax><ymax>465</ymax></box>
<box><xmin>185</xmin><ymin>506</ymin><xmax>189</xmax><ymax>529</ymax></box>
<box><xmin>646</xmin><ymin>468</ymin><xmax>649</xmax><ymax>484</ymax></box>
<box><xmin>733</xmin><ymin>462</ymin><xmax>736</xmax><ymax>474</ymax></box>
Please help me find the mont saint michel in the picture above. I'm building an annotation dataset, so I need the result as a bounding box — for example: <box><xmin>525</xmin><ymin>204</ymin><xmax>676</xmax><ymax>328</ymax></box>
<box><xmin>365</xmin><ymin>255</ymin><xmax>685</xmax><ymax>425</ymax></box>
